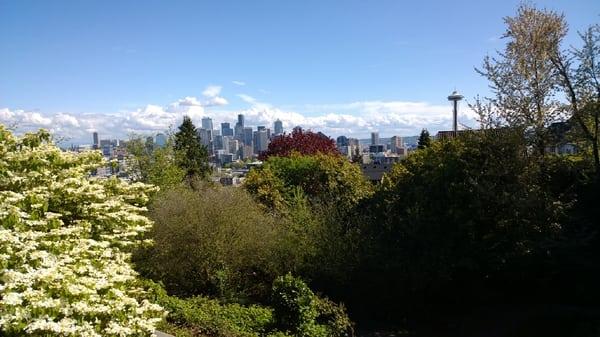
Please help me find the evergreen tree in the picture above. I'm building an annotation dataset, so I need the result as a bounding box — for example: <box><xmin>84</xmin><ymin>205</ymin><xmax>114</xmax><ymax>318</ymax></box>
<box><xmin>417</xmin><ymin>129</ymin><xmax>431</xmax><ymax>149</ymax></box>
<box><xmin>174</xmin><ymin>116</ymin><xmax>210</xmax><ymax>181</ymax></box>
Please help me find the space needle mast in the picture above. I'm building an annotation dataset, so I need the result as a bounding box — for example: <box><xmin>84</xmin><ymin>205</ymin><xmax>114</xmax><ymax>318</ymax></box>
<box><xmin>447</xmin><ymin>90</ymin><xmax>464</xmax><ymax>137</ymax></box>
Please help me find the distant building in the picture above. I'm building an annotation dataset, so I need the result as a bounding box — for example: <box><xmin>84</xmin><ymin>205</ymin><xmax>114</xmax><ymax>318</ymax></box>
<box><xmin>92</xmin><ymin>132</ymin><xmax>99</xmax><ymax>149</ymax></box>
<box><xmin>243</xmin><ymin>127</ymin><xmax>253</xmax><ymax>147</ymax></box>
<box><xmin>361</xmin><ymin>163</ymin><xmax>393</xmax><ymax>183</ymax></box>
<box><xmin>436</xmin><ymin>130</ymin><xmax>469</xmax><ymax>140</ymax></box>
<box><xmin>369</xmin><ymin>144</ymin><xmax>385</xmax><ymax>153</ymax></box>
<box><xmin>546</xmin><ymin>121</ymin><xmax>578</xmax><ymax>155</ymax></box>
<box><xmin>254</xmin><ymin>129</ymin><xmax>269</xmax><ymax>154</ymax></box>
<box><xmin>155</xmin><ymin>133</ymin><xmax>167</xmax><ymax>147</ymax></box>
<box><xmin>390</xmin><ymin>136</ymin><xmax>404</xmax><ymax>155</ymax></box>
<box><xmin>234</xmin><ymin>114</ymin><xmax>245</xmax><ymax>140</ymax></box>
<box><xmin>221</xmin><ymin>122</ymin><xmax>233</xmax><ymax>136</ymax></box>
<box><xmin>274</xmin><ymin>119</ymin><xmax>284</xmax><ymax>136</ymax></box>
<box><xmin>198</xmin><ymin>129</ymin><xmax>213</xmax><ymax>153</ymax></box>
<box><xmin>371</xmin><ymin>132</ymin><xmax>380</xmax><ymax>145</ymax></box>
<box><xmin>242</xmin><ymin>145</ymin><xmax>254</xmax><ymax>159</ymax></box>
<box><xmin>336</xmin><ymin>135</ymin><xmax>349</xmax><ymax>147</ymax></box>
<box><xmin>213</xmin><ymin>135</ymin><xmax>224</xmax><ymax>150</ymax></box>
<box><xmin>202</xmin><ymin>117</ymin><xmax>213</xmax><ymax>130</ymax></box>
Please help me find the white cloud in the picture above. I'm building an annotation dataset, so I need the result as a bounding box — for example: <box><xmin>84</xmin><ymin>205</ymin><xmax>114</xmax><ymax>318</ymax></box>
<box><xmin>202</xmin><ymin>85</ymin><xmax>222</xmax><ymax>98</ymax></box>
<box><xmin>237</xmin><ymin>94</ymin><xmax>258</xmax><ymax>104</ymax></box>
<box><xmin>200</xmin><ymin>85</ymin><xmax>228</xmax><ymax>106</ymax></box>
<box><xmin>232</xmin><ymin>81</ymin><xmax>246</xmax><ymax>86</ymax></box>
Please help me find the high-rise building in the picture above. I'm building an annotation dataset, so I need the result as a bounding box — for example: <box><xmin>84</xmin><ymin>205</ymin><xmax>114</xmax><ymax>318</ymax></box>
<box><xmin>371</xmin><ymin>132</ymin><xmax>380</xmax><ymax>145</ymax></box>
<box><xmin>202</xmin><ymin>117</ymin><xmax>213</xmax><ymax>130</ymax></box>
<box><xmin>228</xmin><ymin>138</ymin><xmax>239</xmax><ymax>156</ymax></box>
<box><xmin>92</xmin><ymin>132</ymin><xmax>99</xmax><ymax>149</ymax></box>
<box><xmin>198</xmin><ymin>129</ymin><xmax>213</xmax><ymax>154</ymax></box>
<box><xmin>336</xmin><ymin>135</ymin><xmax>349</xmax><ymax>147</ymax></box>
<box><xmin>234</xmin><ymin>114</ymin><xmax>245</xmax><ymax>140</ymax></box>
<box><xmin>242</xmin><ymin>145</ymin><xmax>253</xmax><ymax>160</ymax></box>
<box><xmin>254</xmin><ymin>129</ymin><xmax>269</xmax><ymax>154</ymax></box>
<box><xmin>221</xmin><ymin>122</ymin><xmax>233</xmax><ymax>136</ymax></box>
<box><xmin>274</xmin><ymin>119</ymin><xmax>283</xmax><ymax>136</ymax></box>
<box><xmin>213</xmin><ymin>135</ymin><xmax>224</xmax><ymax>150</ymax></box>
<box><xmin>243</xmin><ymin>127</ymin><xmax>253</xmax><ymax>146</ymax></box>
<box><xmin>390</xmin><ymin>136</ymin><xmax>404</xmax><ymax>154</ymax></box>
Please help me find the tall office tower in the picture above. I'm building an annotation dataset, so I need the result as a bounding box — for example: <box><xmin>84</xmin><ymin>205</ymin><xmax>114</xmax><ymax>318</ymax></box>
<box><xmin>371</xmin><ymin>132</ymin><xmax>380</xmax><ymax>145</ymax></box>
<box><xmin>93</xmin><ymin>132</ymin><xmax>99</xmax><ymax>149</ymax></box>
<box><xmin>274</xmin><ymin>119</ymin><xmax>283</xmax><ymax>136</ymax></box>
<box><xmin>254</xmin><ymin>129</ymin><xmax>269</xmax><ymax>154</ymax></box>
<box><xmin>234</xmin><ymin>114</ymin><xmax>245</xmax><ymax>140</ymax></box>
<box><xmin>221</xmin><ymin>122</ymin><xmax>233</xmax><ymax>136</ymax></box>
<box><xmin>336</xmin><ymin>135</ymin><xmax>349</xmax><ymax>147</ymax></box>
<box><xmin>243</xmin><ymin>127</ymin><xmax>253</xmax><ymax>146</ymax></box>
<box><xmin>198</xmin><ymin>129</ymin><xmax>213</xmax><ymax>154</ymax></box>
<box><xmin>213</xmin><ymin>135</ymin><xmax>224</xmax><ymax>150</ymax></box>
<box><xmin>257</xmin><ymin>125</ymin><xmax>266</xmax><ymax>131</ymax></box>
<box><xmin>390</xmin><ymin>136</ymin><xmax>404</xmax><ymax>154</ymax></box>
<box><xmin>201</xmin><ymin>117</ymin><xmax>213</xmax><ymax>130</ymax></box>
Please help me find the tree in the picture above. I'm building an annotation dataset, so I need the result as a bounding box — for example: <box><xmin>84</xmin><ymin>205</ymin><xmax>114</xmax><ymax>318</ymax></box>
<box><xmin>174</xmin><ymin>116</ymin><xmax>210</xmax><ymax>181</ymax></box>
<box><xmin>259</xmin><ymin>128</ymin><xmax>339</xmax><ymax>160</ymax></box>
<box><xmin>0</xmin><ymin>126</ymin><xmax>164</xmax><ymax>336</ymax></box>
<box><xmin>244</xmin><ymin>153</ymin><xmax>372</xmax><ymax>212</ymax></box>
<box><xmin>417</xmin><ymin>128</ymin><xmax>431</xmax><ymax>149</ymax></box>
<box><xmin>550</xmin><ymin>24</ymin><xmax>600</xmax><ymax>177</ymax></box>
<box><xmin>126</xmin><ymin>134</ymin><xmax>185</xmax><ymax>190</ymax></box>
<box><xmin>355</xmin><ymin>130</ymin><xmax>569</xmax><ymax>310</ymax></box>
<box><xmin>475</xmin><ymin>4</ymin><xmax>567</xmax><ymax>155</ymax></box>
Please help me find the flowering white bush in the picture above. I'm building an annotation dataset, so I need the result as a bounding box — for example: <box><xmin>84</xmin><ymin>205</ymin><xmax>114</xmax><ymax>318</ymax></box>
<box><xmin>0</xmin><ymin>126</ymin><xmax>165</xmax><ymax>336</ymax></box>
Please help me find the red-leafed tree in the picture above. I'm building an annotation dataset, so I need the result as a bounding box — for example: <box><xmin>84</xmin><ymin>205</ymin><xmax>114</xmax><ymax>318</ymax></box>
<box><xmin>259</xmin><ymin>128</ymin><xmax>339</xmax><ymax>160</ymax></box>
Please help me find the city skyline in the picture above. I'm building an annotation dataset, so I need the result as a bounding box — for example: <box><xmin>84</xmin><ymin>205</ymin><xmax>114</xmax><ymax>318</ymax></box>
<box><xmin>1</xmin><ymin>0</ymin><xmax>598</xmax><ymax>144</ymax></box>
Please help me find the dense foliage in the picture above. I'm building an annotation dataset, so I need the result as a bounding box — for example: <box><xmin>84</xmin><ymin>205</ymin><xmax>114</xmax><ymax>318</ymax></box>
<box><xmin>352</xmin><ymin>131</ymin><xmax>570</xmax><ymax>307</ymax></box>
<box><xmin>417</xmin><ymin>128</ymin><xmax>431</xmax><ymax>149</ymax></box>
<box><xmin>141</xmin><ymin>278</ymin><xmax>352</xmax><ymax>337</ymax></box>
<box><xmin>244</xmin><ymin>153</ymin><xmax>373</xmax><ymax>212</ymax></box>
<box><xmin>0</xmin><ymin>126</ymin><xmax>164</xmax><ymax>336</ymax></box>
<box><xmin>134</xmin><ymin>185</ymin><xmax>282</xmax><ymax>301</ymax></box>
<box><xmin>259</xmin><ymin>128</ymin><xmax>339</xmax><ymax>160</ymax></box>
<box><xmin>126</xmin><ymin>134</ymin><xmax>185</xmax><ymax>190</ymax></box>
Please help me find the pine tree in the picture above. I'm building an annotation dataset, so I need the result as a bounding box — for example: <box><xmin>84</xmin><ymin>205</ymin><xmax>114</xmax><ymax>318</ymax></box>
<box><xmin>174</xmin><ymin>116</ymin><xmax>210</xmax><ymax>181</ymax></box>
<box><xmin>417</xmin><ymin>129</ymin><xmax>431</xmax><ymax>149</ymax></box>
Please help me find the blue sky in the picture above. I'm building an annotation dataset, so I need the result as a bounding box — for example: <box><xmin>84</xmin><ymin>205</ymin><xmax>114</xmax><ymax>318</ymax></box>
<box><xmin>1</xmin><ymin>0</ymin><xmax>599</xmax><ymax>143</ymax></box>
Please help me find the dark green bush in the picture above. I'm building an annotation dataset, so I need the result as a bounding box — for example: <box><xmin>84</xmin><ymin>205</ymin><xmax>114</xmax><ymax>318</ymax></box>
<box><xmin>271</xmin><ymin>274</ymin><xmax>318</xmax><ymax>334</ymax></box>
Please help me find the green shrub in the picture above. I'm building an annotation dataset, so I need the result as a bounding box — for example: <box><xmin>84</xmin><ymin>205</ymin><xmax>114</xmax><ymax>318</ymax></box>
<box><xmin>314</xmin><ymin>297</ymin><xmax>354</xmax><ymax>337</ymax></box>
<box><xmin>271</xmin><ymin>274</ymin><xmax>318</xmax><ymax>334</ymax></box>
<box><xmin>143</xmin><ymin>279</ymin><xmax>274</xmax><ymax>337</ymax></box>
<box><xmin>134</xmin><ymin>185</ymin><xmax>283</xmax><ymax>301</ymax></box>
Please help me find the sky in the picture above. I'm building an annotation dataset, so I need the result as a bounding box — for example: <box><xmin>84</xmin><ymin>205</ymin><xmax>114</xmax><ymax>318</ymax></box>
<box><xmin>1</xmin><ymin>0</ymin><xmax>599</xmax><ymax>144</ymax></box>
